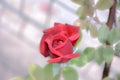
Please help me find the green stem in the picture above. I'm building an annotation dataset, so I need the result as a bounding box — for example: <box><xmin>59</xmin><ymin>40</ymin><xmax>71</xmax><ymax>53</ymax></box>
<box><xmin>58</xmin><ymin>64</ymin><xmax>64</xmax><ymax>80</ymax></box>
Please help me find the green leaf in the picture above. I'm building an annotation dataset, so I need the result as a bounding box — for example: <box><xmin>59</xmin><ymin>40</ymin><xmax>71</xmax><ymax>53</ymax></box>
<box><xmin>96</xmin><ymin>0</ymin><xmax>114</xmax><ymax>10</ymax></box>
<box><xmin>103</xmin><ymin>46</ymin><xmax>114</xmax><ymax>64</ymax></box>
<box><xmin>77</xmin><ymin>6</ymin><xmax>87</xmax><ymax>19</ymax></box>
<box><xmin>98</xmin><ymin>24</ymin><xmax>110</xmax><ymax>43</ymax></box>
<box><xmin>72</xmin><ymin>0</ymin><xmax>84</xmax><ymax>5</ymax></box>
<box><xmin>53</xmin><ymin>74</ymin><xmax>59</xmax><ymax>80</ymax></box>
<box><xmin>103</xmin><ymin>77</ymin><xmax>114</xmax><ymax>80</ymax></box>
<box><xmin>95</xmin><ymin>46</ymin><xmax>114</xmax><ymax>65</ymax></box>
<box><xmin>83</xmin><ymin>47</ymin><xmax>95</xmax><ymax>61</ymax></box>
<box><xmin>117</xmin><ymin>0</ymin><xmax>120</xmax><ymax>10</ymax></box>
<box><xmin>116</xmin><ymin>73</ymin><xmax>120</xmax><ymax>80</ymax></box>
<box><xmin>63</xmin><ymin>67</ymin><xmax>78</xmax><ymax>80</ymax></box>
<box><xmin>10</xmin><ymin>77</ymin><xmax>22</xmax><ymax>80</ymax></box>
<box><xmin>71</xmin><ymin>53</ymin><xmax>88</xmax><ymax>67</ymax></box>
<box><xmin>29</xmin><ymin>64</ymin><xmax>44</xmax><ymax>80</ymax></box>
<box><xmin>95</xmin><ymin>46</ymin><xmax>104</xmax><ymax>65</ymax></box>
<box><xmin>89</xmin><ymin>26</ymin><xmax>98</xmax><ymax>38</ymax></box>
<box><xmin>29</xmin><ymin>64</ymin><xmax>53</xmax><ymax>80</ymax></box>
<box><xmin>78</xmin><ymin>54</ymin><xmax>88</xmax><ymax>66</ymax></box>
<box><xmin>24</xmin><ymin>75</ymin><xmax>32</xmax><ymax>80</ymax></box>
<box><xmin>115</xmin><ymin>42</ymin><xmax>120</xmax><ymax>53</ymax></box>
<box><xmin>44</xmin><ymin>64</ymin><xmax>53</xmax><ymax>80</ymax></box>
<box><xmin>74</xmin><ymin>19</ymin><xmax>90</xmax><ymax>29</ymax></box>
<box><xmin>108</xmin><ymin>27</ymin><xmax>120</xmax><ymax>44</ymax></box>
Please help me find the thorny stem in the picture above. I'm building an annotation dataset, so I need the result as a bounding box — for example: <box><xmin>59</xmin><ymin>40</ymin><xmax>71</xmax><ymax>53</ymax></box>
<box><xmin>102</xmin><ymin>0</ymin><xmax>117</xmax><ymax>79</ymax></box>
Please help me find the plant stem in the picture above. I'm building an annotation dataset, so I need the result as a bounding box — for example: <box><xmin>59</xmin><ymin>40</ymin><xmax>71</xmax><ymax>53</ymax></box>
<box><xmin>102</xmin><ymin>63</ymin><xmax>111</xmax><ymax>79</ymax></box>
<box><xmin>58</xmin><ymin>64</ymin><xmax>64</xmax><ymax>80</ymax></box>
<box><xmin>106</xmin><ymin>0</ymin><xmax>117</xmax><ymax>29</ymax></box>
<box><xmin>102</xmin><ymin>0</ymin><xmax>117</xmax><ymax>79</ymax></box>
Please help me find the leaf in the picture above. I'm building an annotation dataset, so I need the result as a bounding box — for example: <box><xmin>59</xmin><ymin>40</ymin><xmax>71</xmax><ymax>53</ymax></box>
<box><xmin>74</xmin><ymin>19</ymin><xmax>90</xmax><ymax>29</ymax></box>
<box><xmin>83</xmin><ymin>47</ymin><xmax>95</xmax><ymax>61</ymax></box>
<box><xmin>72</xmin><ymin>0</ymin><xmax>92</xmax><ymax>6</ymax></box>
<box><xmin>77</xmin><ymin>6</ymin><xmax>87</xmax><ymax>19</ymax></box>
<box><xmin>103</xmin><ymin>46</ymin><xmax>114</xmax><ymax>64</ymax></box>
<box><xmin>117</xmin><ymin>0</ymin><xmax>120</xmax><ymax>10</ymax></box>
<box><xmin>95</xmin><ymin>46</ymin><xmax>104</xmax><ymax>65</ymax></box>
<box><xmin>72</xmin><ymin>0</ymin><xmax>84</xmax><ymax>5</ymax></box>
<box><xmin>96</xmin><ymin>0</ymin><xmax>114</xmax><ymax>10</ymax></box>
<box><xmin>24</xmin><ymin>75</ymin><xmax>32</xmax><ymax>80</ymax></box>
<box><xmin>116</xmin><ymin>73</ymin><xmax>120</xmax><ymax>80</ymax></box>
<box><xmin>29</xmin><ymin>64</ymin><xmax>53</xmax><ymax>80</ymax></box>
<box><xmin>43</xmin><ymin>64</ymin><xmax>53</xmax><ymax>80</ymax></box>
<box><xmin>78</xmin><ymin>54</ymin><xmax>88</xmax><ymax>66</ymax></box>
<box><xmin>103</xmin><ymin>77</ymin><xmax>114</xmax><ymax>80</ymax></box>
<box><xmin>95</xmin><ymin>46</ymin><xmax>114</xmax><ymax>65</ymax></box>
<box><xmin>62</xmin><ymin>67</ymin><xmax>78</xmax><ymax>80</ymax></box>
<box><xmin>89</xmin><ymin>26</ymin><xmax>98</xmax><ymax>38</ymax></box>
<box><xmin>53</xmin><ymin>74</ymin><xmax>59</xmax><ymax>80</ymax></box>
<box><xmin>98</xmin><ymin>24</ymin><xmax>110</xmax><ymax>43</ymax></box>
<box><xmin>115</xmin><ymin>42</ymin><xmax>120</xmax><ymax>53</ymax></box>
<box><xmin>108</xmin><ymin>27</ymin><xmax>120</xmax><ymax>44</ymax></box>
<box><xmin>71</xmin><ymin>53</ymin><xmax>88</xmax><ymax>67</ymax></box>
<box><xmin>74</xmin><ymin>19</ymin><xmax>85</xmax><ymax>29</ymax></box>
<box><xmin>10</xmin><ymin>77</ymin><xmax>22</xmax><ymax>80</ymax></box>
<box><xmin>29</xmin><ymin>64</ymin><xmax>44</xmax><ymax>80</ymax></box>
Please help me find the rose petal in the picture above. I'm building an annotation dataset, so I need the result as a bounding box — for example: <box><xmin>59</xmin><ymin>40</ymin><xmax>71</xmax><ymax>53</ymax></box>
<box><xmin>55</xmin><ymin>39</ymin><xmax>73</xmax><ymax>56</ymax></box>
<box><xmin>48</xmin><ymin>53</ymin><xmax>80</xmax><ymax>63</ymax></box>
<box><xmin>40</xmin><ymin>33</ymin><xmax>49</xmax><ymax>57</ymax></box>
<box><xmin>45</xmin><ymin>38</ymin><xmax>62</xmax><ymax>57</ymax></box>
<box><xmin>48</xmin><ymin>57</ymin><xmax>62</xmax><ymax>63</ymax></box>
<box><xmin>69</xmin><ymin>33</ymin><xmax>80</xmax><ymax>45</ymax></box>
<box><xmin>44</xmin><ymin>23</ymin><xmax>65</xmax><ymax>34</ymax></box>
<box><xmin>64</xmin><ymin>53</ymin><xmax>80</xmax><ymax>59</ymax></box>
<box><xmin>65</xmin><ymin>24</ymin><xmax>80</xmax><ymax>36</ymax></box>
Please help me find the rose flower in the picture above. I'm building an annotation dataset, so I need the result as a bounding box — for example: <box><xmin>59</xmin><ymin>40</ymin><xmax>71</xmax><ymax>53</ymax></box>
<box><xmin>40</xmin><ymin>23</ymin><xmax>80</xmax><ymax>63</ymax></box>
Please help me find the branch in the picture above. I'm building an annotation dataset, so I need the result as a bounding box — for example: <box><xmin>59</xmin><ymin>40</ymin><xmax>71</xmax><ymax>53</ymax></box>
<box><xmin>102</xmin><ymin>63</ymin><xmax>111</xmax><ymax>79</ymax></box>
<box><xmin>102</xmin><ymin>0</ymin><xmax>117</xmax><ymax>79</ymax></box>
<box><xmin>106</xmin><ymin>0</ymin><xmax>117</xmax><ymax>29</ymax></box>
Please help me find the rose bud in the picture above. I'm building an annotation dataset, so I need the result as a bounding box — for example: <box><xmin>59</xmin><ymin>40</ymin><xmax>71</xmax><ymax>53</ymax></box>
<box><xmin>40</xmin><ymin>23</ymin><xmax>80</xmax><ymax>63</ymax></box>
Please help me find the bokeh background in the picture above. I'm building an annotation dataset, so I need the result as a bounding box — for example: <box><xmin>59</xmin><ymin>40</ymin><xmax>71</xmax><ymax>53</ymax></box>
<box><xmin>0</xmin><ymin>0</ymin><xmax>120</xmax><ymax>80</ymax></box>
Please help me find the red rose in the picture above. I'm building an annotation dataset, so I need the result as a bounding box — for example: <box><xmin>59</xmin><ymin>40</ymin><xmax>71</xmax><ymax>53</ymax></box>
<box><xmin>40</xmin><ymin>23</ymin><xmax>80</xmax><ymax>63</ymax></box>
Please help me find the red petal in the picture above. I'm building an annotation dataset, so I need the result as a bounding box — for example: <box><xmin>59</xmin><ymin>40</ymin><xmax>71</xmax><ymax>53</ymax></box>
<box><xmin>48</xmin><ymin>57</ymin><xmax>62</xmax><ymax>63</ymax></box>
<box><xmin>40</xmin><ymin>33</ymin><xmax>49</xmax><ymax>57</ymax></box>
<box><xmin>45</xmin><ymin>38</ymin><xmax>62</xmax><ymax>57</ymax></box>
<box><xmin>43</xmin><ymin>23</ymin><xmax>65</xmax><ymax>34</ymax></box>
<box><xmin>69</xmin><ymin>33</ymin><xmax>80</xmax><ymax>45</ymax></box>
<box><xmin>55</xmin><ymin>39</ymin><xmax>73</xmax><ymax>56</ymax></box>
<box><xmin>65</xmin><ymin>24</ymin><xmax>80</xmax><ymax>36</ymax></box>
<box><xmin>64</xmin><ymin>53</ymin><xmax>80</xmax><ymax>59</ymax></box>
